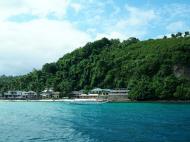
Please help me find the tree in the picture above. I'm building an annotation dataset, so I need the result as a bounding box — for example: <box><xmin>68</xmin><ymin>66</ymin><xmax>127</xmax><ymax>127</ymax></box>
<box><xmin>171</xmin><ymin>34</ymin><xmax>176</xmax><ymax>38</ymax></box>
<box><xmin>174</xmin><ymin>84</ymin><xmax>190</xmax><ymax>100</ymax></box>
<box><xmin>176</xmin><ymin>32</ymin><xmax>182</xmax><ymax>38</ymax></box>
<box><xmin>42</xmin><ymin>63</ymin><xmax>57</xmax><ymax>74</ymax></box>
<box><xmin>128</xmin><ymin>76</ymin><xmax>154</xmax><ymax>100</ymax></box>
<box><xmin>122</xmin><ymin>37</ymin><xmax>139</xmax><ymax>46</ymax></box>
<box><xmin>184</xmin><ymin>31</ymin><xmax>190</xmax><ymax>37</ymax></box>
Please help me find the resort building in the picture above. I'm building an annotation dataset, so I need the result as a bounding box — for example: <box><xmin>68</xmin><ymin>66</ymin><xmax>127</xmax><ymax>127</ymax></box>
<box><xmin>90</xmin><ymin>88</ymin><xmax>111</xmax><ymax>95</ymax></box>
<box><xmin>108</xmin><ymin>89</ymin><xmax>129</xmax><ymax>96</ymax></box>
<box><xmin>3</xmin><ymin>91</ymin><xmax>38</xmax><ymax>99</ymax></box>
<box><xmin>89</xmin><ymin>88</ymin><xmax>129</xmax><ymax>96</ymax></box>
<box><xmin>72</xmin><ymin>88</ymin><xmax>129</xmax><ymax>100</ymax></box>
<box><xmin>71</xmin><ymin>90</ymin><xmax>99</xmax><ymax>99</ymax></box>
<box><xmin>71</xmin><ymin>90</ymin><xmax>84</xmax><ymax>98</ymax></box>
<box><xmin>75</xmin><ymin>93</ymin><xmax>99</xmax><ymax>99</ymax></box>
<box><xmin>40</xmin><ymin>88</ymin><xmax>53</xmax><ymax>99</ymax></box>
<box><xmin>40</xmin><ymin>88</ymin><xmax>60</xmax><ymax>99</ymax></box>
<box><xmin>22</xmin><ymin>91</ymin><xmax>38</xmax><ymax>99</ymax></box>
<box><xmin>4</xmin><ymin>91</ymin><xmax>23</xmax><ymax>99</ymax></box>
<box><xmin>1</xmin><ymin>89</ymin><xmax>60</xmax><ymax>100</ymax></box>
<box><xmin>52</xmin><ymin>92</ymin><xmax>60</xmax><ymax>99</ymax></box>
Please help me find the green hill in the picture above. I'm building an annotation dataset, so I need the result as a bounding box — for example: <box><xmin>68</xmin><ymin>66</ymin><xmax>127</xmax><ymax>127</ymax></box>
<box><xmin>0</xmin><ymin>35</ymin><xmax>190</xmax><ymax>100</ymax></box>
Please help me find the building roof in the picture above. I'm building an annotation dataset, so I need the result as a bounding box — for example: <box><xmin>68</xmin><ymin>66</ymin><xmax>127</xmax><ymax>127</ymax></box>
<box><xmin>53</xmin><ymin>92</ymin><xmax>60</xmax><ymax>95</ymax></box>
<box><xmin>91</xmin><ymin>88</ymin><xmax>112</xmax><ymax>93</ymax></box>
<box><xmin>88</xmin><ymin>94</ymin><xmax>99</xmax><ymax>96</ymax></box>
<box><xmin>42</xmin><ymin>88</ymin><xmax>54</xmax><ymax>93</ymax></box>
<box><xmin>40</xmin><ymin>93</ymin><xmax>51</xmax><ymax>96</ymax></box>
<box><xmin>4</xmin><ymin>91</ymin><xmax>22</xmax><ymax>96</ymax></box>
<box><xmin>28</xmin><ymin>91</ymin><xmax>36</xmax><ymax>93</ymax></box>
<box><xmin>110</xmin><ymin>89</ymin><xmax>129</xmax><ymax>93</ymax></box>
<box><xmin>91</xmin><ymin>88</ymin><xmax>103</xmax><ymax>92</ymax></box>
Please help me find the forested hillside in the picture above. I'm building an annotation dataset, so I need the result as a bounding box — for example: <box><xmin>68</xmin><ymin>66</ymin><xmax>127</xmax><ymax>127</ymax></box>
<box><xmin>0</xmin><ymin>34</ymin><xmax>190</xmax><ymax>100</ymax></box>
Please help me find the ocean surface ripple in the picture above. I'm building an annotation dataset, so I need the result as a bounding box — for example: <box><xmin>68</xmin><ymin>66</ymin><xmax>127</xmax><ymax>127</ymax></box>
<box><xmin>0</xmin><ymin>102</ymin><xmax>190</xmax><ymax>142</ymax></box>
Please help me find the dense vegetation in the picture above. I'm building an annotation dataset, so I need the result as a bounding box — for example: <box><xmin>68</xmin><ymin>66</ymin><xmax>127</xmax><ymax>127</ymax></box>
<box><xmin>0</xmin><ymin>32</ymin><xmax>190</xmax><ymax>100</ymax></box>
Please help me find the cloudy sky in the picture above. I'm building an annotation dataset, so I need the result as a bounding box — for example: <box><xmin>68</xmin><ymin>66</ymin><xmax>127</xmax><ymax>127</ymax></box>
<box><xmin>0</xmin><ymin>0</ymin><xmax>190</xmax><ymax>75</ymax></box>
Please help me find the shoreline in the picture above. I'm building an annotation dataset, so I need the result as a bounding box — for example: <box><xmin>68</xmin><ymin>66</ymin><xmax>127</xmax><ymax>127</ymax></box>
<box><xmin>0</xmin><ymin>99</ymin><xmax>67</xmax><ymax>102</ymax></box>
<box><xmin>0</xmin><ymin>99</ymin><xmax>190</xmax><ymax>103</ymax></box>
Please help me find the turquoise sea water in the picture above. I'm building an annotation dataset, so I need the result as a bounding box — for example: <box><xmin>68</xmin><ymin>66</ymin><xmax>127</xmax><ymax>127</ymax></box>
<box><xmin>0</xmin><ymin>102</ymin><xmax>190</xmax><ymax>142</ymax></box>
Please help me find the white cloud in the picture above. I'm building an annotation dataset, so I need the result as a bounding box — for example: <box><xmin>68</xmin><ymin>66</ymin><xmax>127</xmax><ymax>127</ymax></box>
<box><xmin>161</xmin><ymin>3</ymin><xmax>190</xmax><ymax>19</ymax></box>
<box><xmin>70</xmin><ymin>3</ymin><xmax>82</xmax><ymax>13</ymax></box>
<box><xmin>96</xmin><ymin>5</ymin><xmax>157</xmax><ymax>40</ymax></box>
<box><xmin>0</xmin><ymin>19</ymin><xmax>91</xmax><ymax>75</ymax></box>
<box><xmin>166</xmin><ymin>21</ymin><xmax>189</xmax><ymax>33</ymax></box>
<box><xmin>24</xmin><ymin>0</ymin><xmax>69</xmax><ymax>18</ymax></box>
<box><xmin>125</xmin><ymin>5</ymin><xmax>156</xmax><ymax>26</ymax></box>
<box><xmin>0</xmin><ymin>0</ymin><xmax>69</xmax><ymax>20</ymax></box>
<box><xmin>0</xmin><ymin>0</ymin><xmax>93</xmax><ymax>75</ymax></box>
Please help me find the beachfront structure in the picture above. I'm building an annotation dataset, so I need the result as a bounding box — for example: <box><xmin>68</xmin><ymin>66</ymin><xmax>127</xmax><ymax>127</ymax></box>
<box><xmin>71</xmin><ymin>90</ymin><xmax>84</xmax><ymax>98</ymax></box>
<box><xmin>4</xmin><ymin>91</ymin><xmax>23</xmax><ymax>99</ymax></box>
<box><xmin>71</xmin><ymin>90</ymin><xmax>99</xmax><ymax>99</ymax></box>
<box><xmin>90</xmin><ymin>88</ymin><xmax>129</xmax><ymax>96</ymax></box>
<box><xmin>52</xmin><ymin>92</ymin><xmax>60</xmax><ymax>99</ymax></box>
<box><xmin>40</xmin><ymin>88</ymin><xmax>53</xmax><ymax>99</ymax></box>
<box><xmin>40</xmin><ymin>88</ymin><xmax>60</xmax><ymax>99</ymax></box>
<box><xmin>22</xmin><ymin>91</ymin><xmax>38</xmax><ymax>99</ymax></box>
<box><xmin>72</xmin><ymin>88</ymin><xmax>129</xmax><ymax>99</ymax></box>
<box><xmin>75</xmin><ymin>93</ymin><xmax>99</xmax><ymax>99</ymax></box>
<box><xmin>2</xmin><ymin>89</ymin><xmax>60</xmax><ymax>100</ymax></box>
<box><xmin>108</xmin><ymin>89</ymin><xmax>129</xmax><ymax>96</ymax></box>
<box><xmin>3</xmin><ymin>91</ymin><xmax>38</xmax><ymax>99</ymax></box>
<box><xmin>90</xmin><ymin>88</ymin><xmax>111</xmax><ymax>95</ymax></box>
<box><xmin>71</xmin><ymin>91</ymin><xmax>81</xmax><ymax>96</ymax></box>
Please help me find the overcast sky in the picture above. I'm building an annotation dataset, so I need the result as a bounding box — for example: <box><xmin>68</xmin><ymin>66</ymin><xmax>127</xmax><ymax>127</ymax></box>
<box><xmin>0</xmin><ymin>0</ymin><xmax>190</xmax><ymax>75</ymax></box>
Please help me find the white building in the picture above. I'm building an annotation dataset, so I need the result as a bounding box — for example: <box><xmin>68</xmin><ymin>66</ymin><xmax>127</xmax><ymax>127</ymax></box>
<box><xmin>22</xmin><ymin>91</ymin><xmax>37</xmax><ymax>99</ymax></box>
<box><xmin>40</xmin><ymin>89</ymin><xmax>52</xmax><ymax>99</ymax></box>
<box><xmin>90</xmin><ymin>88</ymin><xmax>111</xmax><ymax>95</ymax></box>
<box><xmin>4</xmin><ymin>91</ymin><xmax>23</xmax><ymax>99</ymax></box>
<box><xmin>40</xmin><ymin>88</ymin><xmax>60</xmax><ymax>99</ymax></box>
<box><xmin>108</xmin><ymin>89</ymin><xmax>129</xmax><ymax>96</ymax></box>
<box><xmin>72</xmin><ymin>88</ymin><xmax>129</xmax><ymax>99</ymax></box>
<box><xmin>52</xmin><ymin>92</ymin><xmax>60</xmax><ymax>99</ymax></box>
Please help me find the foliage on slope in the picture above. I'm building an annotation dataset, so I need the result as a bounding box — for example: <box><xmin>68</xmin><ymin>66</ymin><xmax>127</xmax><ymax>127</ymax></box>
<box><xmin>0</xmin><ymin>36</ymin><xmax>190</xmax><ymax>100</ymax></box>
